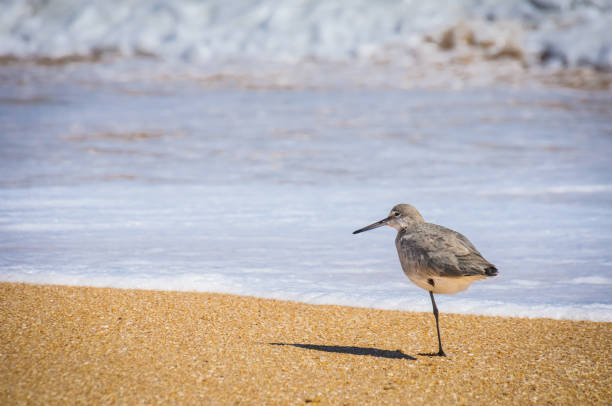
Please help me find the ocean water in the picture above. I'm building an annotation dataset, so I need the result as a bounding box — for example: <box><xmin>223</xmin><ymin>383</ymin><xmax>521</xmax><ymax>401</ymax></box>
<box><xmin>1</xmin><ymin>1</ymin><xmax>612</xmax><ymax>321</ymax></box>
<box><xmin>2</xmin><ymin>0</ymin><xmax>612</xmax><ymax>70</ymax></box>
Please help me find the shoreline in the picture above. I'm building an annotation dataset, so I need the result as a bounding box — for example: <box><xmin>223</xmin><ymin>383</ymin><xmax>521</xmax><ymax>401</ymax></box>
<box><xmin>4</xmin><ymin>279</ymin><xmax>609</xmax><ymax>323</ymax></box>
<box><xmin>2</xmin><ymin>282</ymin><xmax>610</xmax><ymax>404</ymax></box>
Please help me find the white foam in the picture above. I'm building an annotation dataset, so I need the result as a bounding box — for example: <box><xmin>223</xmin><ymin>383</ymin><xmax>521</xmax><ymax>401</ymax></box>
<box><xmin>481</xmin><ymin>184</ymin><xmax>612</xmax><ymax>196</ymax></box>
<box><xmin>569</xmin><ymin>276</ymin><xmax>612</xmax><ymax>285</ymax></box>
<box><xmin>1</xmin><ymin>182</ymin><xmax>611</xmax><ymax>322</ymax></box>
<box><xmin>1</xmin><ymin>0</ymin><xmax>611</xmax><ymax>71</ymax></box>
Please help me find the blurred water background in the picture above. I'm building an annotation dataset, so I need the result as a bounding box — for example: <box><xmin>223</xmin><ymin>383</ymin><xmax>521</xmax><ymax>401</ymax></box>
<box><xmin>1</xmin><ymin>0</ymin><xmax>611</xmax><ymax>320</ymax></box>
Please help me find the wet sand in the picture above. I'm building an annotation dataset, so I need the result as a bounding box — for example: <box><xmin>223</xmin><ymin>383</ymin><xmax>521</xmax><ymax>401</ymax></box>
<box><xmin>1</xmin><ymin>282</ymin><xmax>610</xmax><ymax>404</ymax></box>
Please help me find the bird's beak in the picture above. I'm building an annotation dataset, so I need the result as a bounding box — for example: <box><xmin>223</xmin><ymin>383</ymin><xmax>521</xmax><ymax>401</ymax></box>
<box><xmin>352</xmin><ymin>216</ymin><xmax>392</xmax><ymax>234</ymax></box>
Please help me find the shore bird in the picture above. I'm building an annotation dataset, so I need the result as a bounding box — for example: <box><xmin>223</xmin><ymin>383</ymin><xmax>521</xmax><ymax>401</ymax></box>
<box><xmin>353</xmin><ymin>204</ymin><xmax>498</xmax><ymax>356</ymax></box>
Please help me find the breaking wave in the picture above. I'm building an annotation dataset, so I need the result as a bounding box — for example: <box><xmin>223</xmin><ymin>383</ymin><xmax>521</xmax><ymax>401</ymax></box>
<box><xmin>1</xmin><ymin>0</ymin><xmax>611</xmax><ymax>71</ymax></box>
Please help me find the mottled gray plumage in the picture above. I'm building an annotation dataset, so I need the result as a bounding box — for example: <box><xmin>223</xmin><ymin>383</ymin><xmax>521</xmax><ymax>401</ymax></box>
<box><xmin>397</xmin><ymin>222</ymin><xmax>497</xmax><ymax>284</ymax></box>
<box><xmin>353</xmin><ymin>203</ymin><xmax>498</xmax><ymax>356</ymax></box>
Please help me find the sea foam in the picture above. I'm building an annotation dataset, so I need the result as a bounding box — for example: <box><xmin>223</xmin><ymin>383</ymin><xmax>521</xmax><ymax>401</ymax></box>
<box><xmin>1</xmin><ymin>0</ymin><xmax>611</xmax><ymax>71</ymax></box>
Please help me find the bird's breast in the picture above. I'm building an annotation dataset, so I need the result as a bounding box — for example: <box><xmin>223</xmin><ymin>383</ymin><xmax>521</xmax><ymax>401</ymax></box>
<box><xmin>405</xmin><ymin>273</ymin><xmax>484</xmax><ymax>294</ymax></box>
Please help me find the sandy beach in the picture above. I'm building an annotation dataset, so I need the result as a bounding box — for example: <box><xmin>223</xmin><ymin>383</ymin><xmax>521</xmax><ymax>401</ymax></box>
<box><xmin>1</xmin><ymin>282</ymin><xmax>610</xmax><ymax>405</ymax></box>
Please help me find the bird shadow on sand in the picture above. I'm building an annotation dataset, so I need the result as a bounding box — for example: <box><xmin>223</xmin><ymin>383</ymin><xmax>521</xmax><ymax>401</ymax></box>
<box><xmin>269</xmin><ymin>343</ymin><xmax>416</xmax><ymax>360</ymax></box>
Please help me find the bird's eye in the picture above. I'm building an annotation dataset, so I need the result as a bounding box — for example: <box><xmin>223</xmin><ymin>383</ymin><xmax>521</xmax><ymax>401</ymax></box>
<box><xmin>394</xmin><ymin>212</ymin><xmax>400</xmax><ymax>217</ymax></box>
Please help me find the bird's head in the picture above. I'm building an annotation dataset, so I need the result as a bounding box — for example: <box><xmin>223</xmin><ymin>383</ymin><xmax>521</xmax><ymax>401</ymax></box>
<box><xmin>352</xmin><ymin>203</ymin><xmax>425</xmax><ymax>234</ymax></box>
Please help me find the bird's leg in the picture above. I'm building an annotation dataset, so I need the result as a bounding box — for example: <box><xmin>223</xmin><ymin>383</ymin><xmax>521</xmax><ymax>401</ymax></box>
<box><xmin>429</xmin><ymin>291</ymin><xmax>446</xmax><ymax>356</ymax></box>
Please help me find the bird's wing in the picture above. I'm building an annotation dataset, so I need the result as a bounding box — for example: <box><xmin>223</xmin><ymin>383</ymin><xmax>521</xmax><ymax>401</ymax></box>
<box><xmin>397</xmin><ymin>223</ymin><xmax>492</xmax><ymax>278</ymax></box>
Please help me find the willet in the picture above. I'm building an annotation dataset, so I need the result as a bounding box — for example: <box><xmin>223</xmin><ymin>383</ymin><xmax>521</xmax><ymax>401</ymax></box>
<box><xmin>353</xmin><ymin>204</ymin><xmax>498</xmax><ymax>356</ymax></box>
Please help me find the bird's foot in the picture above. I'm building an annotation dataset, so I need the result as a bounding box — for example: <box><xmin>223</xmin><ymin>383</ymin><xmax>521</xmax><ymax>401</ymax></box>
<box><xmin>417</xmin><ymin>350</ymin><xmax>447</xmax><ymax>357</ymax></box>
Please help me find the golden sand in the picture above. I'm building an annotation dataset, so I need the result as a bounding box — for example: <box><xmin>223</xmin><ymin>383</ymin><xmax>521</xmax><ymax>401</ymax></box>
<box><xmin>1</xmin><ymin>282</ymin><xmax>610</xmax><ymax>405</ymax></box>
